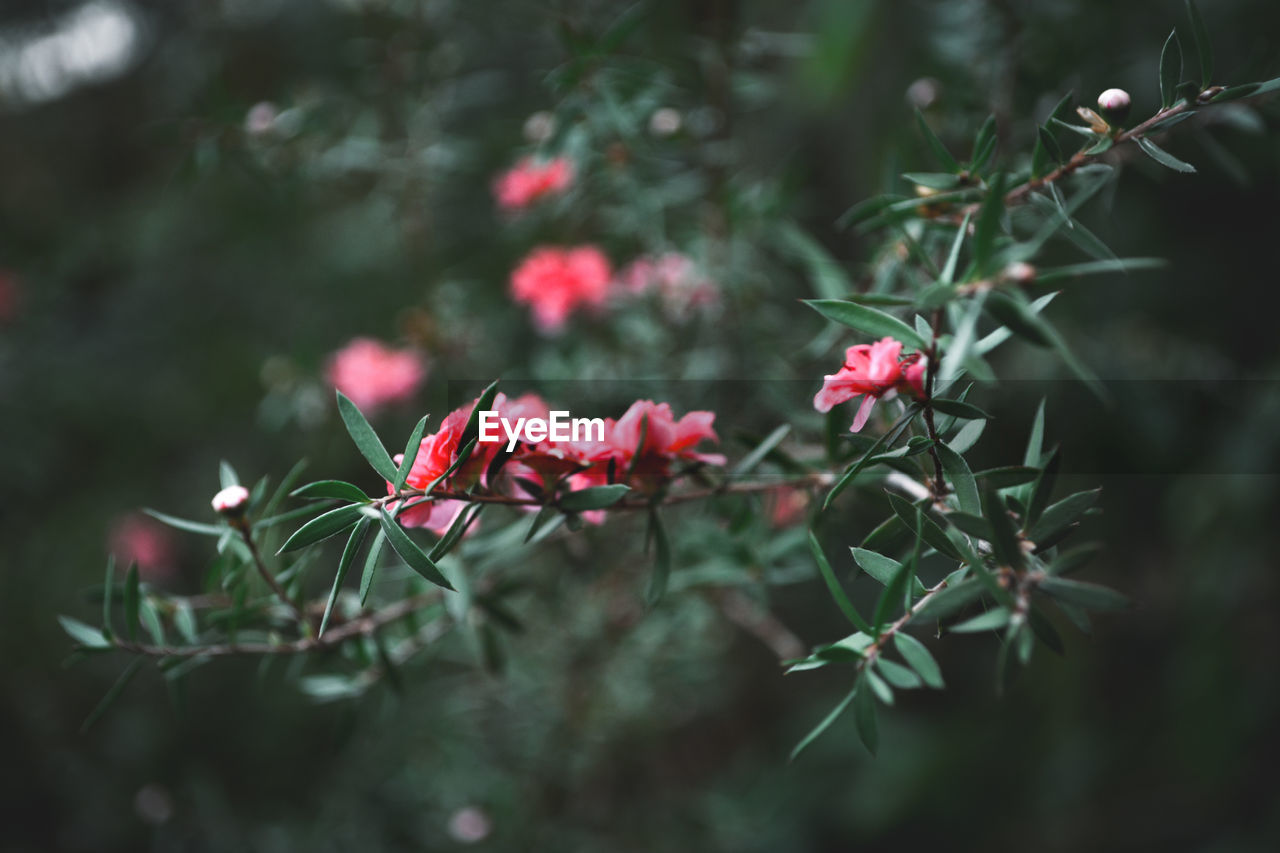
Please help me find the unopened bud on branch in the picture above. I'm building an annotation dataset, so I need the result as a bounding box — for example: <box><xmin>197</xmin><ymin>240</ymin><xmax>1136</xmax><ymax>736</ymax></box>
<box><xmin>1002</xmin><ymin>261</ymin><xmax>1037</xmax><ymax>284</ymax></box>
<box><xmin>1096</xmin><ymin>88</ymin><xmax>1131</xmax><ymax>124</ymax></box>
<box><xmin>212</xmin><ymin>485</ymin><xmax>251</xmax><ymax>517</ymax></box>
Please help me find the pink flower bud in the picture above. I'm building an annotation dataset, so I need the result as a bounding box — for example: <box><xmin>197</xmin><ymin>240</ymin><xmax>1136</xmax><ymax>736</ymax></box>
<box><xmin>1003</xmin><ymin>261</ymin><xmax>1037</xmax><ymax>284</ymax></box>
<box><xmin>212</xmin><ymin>485</ymin><xmax>250</xmax><ymax>516</ymax></box>
<box><xmin>1096</xmin><ymin>88</ymin><xmax>1131</xmax><ymax>123</ymax></box>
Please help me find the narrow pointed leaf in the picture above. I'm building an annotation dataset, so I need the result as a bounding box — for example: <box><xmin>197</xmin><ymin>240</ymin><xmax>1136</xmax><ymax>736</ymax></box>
<box><xmin>809</xmin><ymin>532</ymin><xmax>871</xmax><ymax>631</ymax></box>
<box><xmin>336</xmin><ymin>391</ymin><xmax>397</xmax><ymax>482</ymax></box>
<box><xmin>1038</xmin><ymin>576</ymin><xmax>1130</xmax><ymax>611</ymax></box>
<box><xmin>320</xmin><ymin>517</ymin><xmax>372</xmax><ymax>638</ymax></box>
<box><xmin>80</xmin><ymin>658</ymin><xmax>146</xmax><ymax>734</ymax></box>
<box><xmin>853</xmin><ymin>678</ymin><xmax>879</xmax><ymax>755</ymax></box>
<box><xmin>804</xmin><ymin>300</ymin><xmax>925</xmax><ymax>348</ymax></box>
<box><xmin>393</xmin><ymin>415</ymin><xmax>430</xmax><ymax>493</ymax></box>
<box><xmin>59</xmin><ymin>616</ymin><xmax>111</xmax><ymax>649</ymax></box>
<box><xmin>142</xmin><ymin>509</ymin><xmax>223</xmax><ymax>536</ymax></box>
<box><xmin>291</xmin><ymin>480</ymin><xmax>371</xmax><ymax>503</ymax></box>
<box><xmin>790</xmin><ymin>684</ymin><xmax>857</xmax><ymax>761</ymax></box>
<box><xmin>1160</xmin><ymin>29</ymin><xmax>1183</xmax><ymax>108</ymax></box>
<box><xmin>1136</xmin><ymin>137</ymin><xmax>1196</xmax><ymax>173</ymax></box>
<box><xmin>358</xmin><ymin>528</ymin><xmax>387</xmax><ymax>606</ymax></box>
<box><xmin>123</xmin><ymin>563</ymin><xmax>140</xmax><ymax>642</ymax></box>
<box><xmin>277</xmin><ymin>504</ymin><xmax>364</xmax><ymax>553</ymax></box>
<box><xmin>377</xmin><ymin>508</ymin><xmax>454</xmax><ymax>590</ymax></box>
<box><xmin>915</xmin><ymin>109</ymin><xmax>960</xmax><ymax>173</ymax></box>
<box><xmin>893</xmin><ymin>632</ymin><xmax>944</xmax><ymax>688</ymax></box>
<box><xmin>937</xmin><ymin>443</ymin><xmax>980</xmax><ymax>515</ymax></box>
<box><xmin>559</xmin><ymin>484</ymin><xmax>631</xmax><ymax>512</ymax></box>
<box><xmin>645</xmin><ymin>509</ymin><xmax>672</xmax><ymax>606</ymax></box>
<box><xmin>951</xmin><ymin>606</ymin><xmax>1011</xmax><ymax>633</ymax></box>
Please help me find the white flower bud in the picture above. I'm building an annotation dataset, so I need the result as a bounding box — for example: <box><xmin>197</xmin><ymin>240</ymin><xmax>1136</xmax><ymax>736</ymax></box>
<box><xmin>522</xmin><ymin>111</ymin><xmax>555</xmax><ymax>144</ymax></box>
<box><xmin>212</xmin><ymin>485</ymin><xmax>251</xmax><ymax>516</ymax></box>
<box><xmin>1003</xmin><ymin>261</ymin><xmax>1037</xmax><ymax>284</ymax></box>
<box><xmin>244</xmin><ymin>102</ymin><xmax>278</xmax><ymax>137</ymax></box>
<box><xmin>1096</xmin><ymin>88</ymin><xmax>1131</xmax><ymax>123</ymax></box>
<box><xmin>648</xmin><ymin>107</ymin><xmax>682</xmax><ymax>136</ymax></box>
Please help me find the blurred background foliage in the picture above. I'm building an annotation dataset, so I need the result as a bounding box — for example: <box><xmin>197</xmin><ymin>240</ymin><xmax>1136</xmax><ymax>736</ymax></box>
<box><xmin>2</xmin><ymin>0</ymin><xmax>1279</xmax><ymax>850</ymax></box>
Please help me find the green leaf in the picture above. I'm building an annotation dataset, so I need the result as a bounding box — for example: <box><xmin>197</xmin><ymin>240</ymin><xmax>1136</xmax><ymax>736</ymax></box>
<box><xmin>377</xmin><ymin>508</ymin><xmax>455</xmax><ymax>590</ymax></box>
<box><xmin>523</xmin><ymin>505</ymin><xmax>558</xmax><ymax>544</ymax></box>
<box><xmin>951</xmin><ymin>606</ymin><xmax>1011</xmax><ymax>633</ymax></box>
<box><xmin>428</xmin><ymin>503</ymin><xmax>483</xmax><ymax>562</ymax></box>
<box><xmin>1136</xmin><ymin>137</ymin><xmax>1196</xmax><ymax>173</ymax></box>
<box><xmin>1048</xmin><ymin>543</ymin><xmax>1104</xmax><ymax>576</ymax></box>
<box><xmin>970</xmin><ymin>115</ymin><xmax>998</xmax><ymax>172</ymax></box>
<box><xmin>100</xmin><ymin>555</ymin><xmax>116</xmax><ymax>640</ymax></box>
<box><xmin>853</xmin><ymin>678</ymin><xmax>879</xmax><ymax>755</ymax></box>
<box><xmin>336</xmin><ymin>391</ymin><xmax>398</xmax><ymax>482</ymax></box>
<box><xmin>291</xmin><ymin>480</ymin><xmax>372</xmax><ymax>503</ymax></box>
<box><xmin>393</xmin><ymin>415</ymin><xmax>430</xmax><ymax>493</ymax></box>
<box><xmin>986</xmin><ymin>291</ymin><xmax>1052</xmax><ymax>346</ymax></box>
<box><xmin>645</xmin><ymin>509</ymin><xmax>672</xmax><ymax>606</ymax></box>
<box><xmin>278</xmin><ymin>504</ymin><xmax>364</xmax><ymax>553</ymax></box>
<box><xmin>174</xmin><ymin>603</ymin><xmax>197</xmax><ymax>644</ymax></box>
<box><xmin>1034</xmin><ymin>258</ymin><xmax>1167</xmax><ymax>284</ymax></box>
<box><xmin>939</xmin><ymin>214</ymin><xmax>971</xmax><ymax>286</ymax></box>
<box><xmin>1209</xmin><ymin>83</ymin><xmax>1260</xmax><ymax>103</ymax></box>
<box><xmin>320</xmin><ymin>517</ymin><xmax>372</xmax><ymax>638</ymax></box>
<box><xmin>804</xmin><ymin>299</ymin><xmax>925</xmax><ymax>348</ymax></box>
<box><xmin>873</xmin><ymin>523</ymin><xmax>918</xmax><ymax>634</ymax></box>
<box><xmin>929</xmin><ymin>397</ymin><xmax>991</xmax><ymax>420</ymax></box>
<box><xmin>219</xmin><ymin>460</ymin><xmax>240</xmax><ymax>490</ymax></box>
<box><xmin>949</xmin><ymin>419</ymin><xmax>986</xmax><ymax>455</ymax></box>
<box><xmin>1030</xmin><ymin>488</ymin><xmax>1101</xmax><ymax>545</ymax></box>
<box><xmin>915</xmin><ymin>108</ymin><xmax>960</xmax><ymax>173</ymax></box>
<box><xmin>790</xmin><ymin>684</ymin><xmax>857</xmax><ymax>761</ymax></box>
<box><xmin>458</xmin><ymin>379</ymin><xmax>501</xmax><ymax>455</ymax></box>
<box><xmin>885</xmin><ymin>493</ymin><xmax>965</xmax><ymax>562</ymax></box>
<box><xmin>1031</xmin><ymin>126</ymin><xmax>1062</xmax><ymax>180</ymax></box>
<box><xmin>894</xmin><ymin>632</ymin><xmax>944</xmax><ymax>689</ymax></box>
<box><xmin>937</xmin><ymin>443</ymin><xmax>979</xmax><ymax>515</ymax></box>
<box><xmin>731</xmin><ymin>424</ymin><xmax>791</xmax><ymax>479</ymax></box>
<box><xmin>822</xmin><ymin>409</ymin><xmax>917</xmax><ymax>510</ymax></box>
<box><xmin>59</xmin><ymin>615</ymin><xmax>111</xmax><ymax>649</ymax></box>
<box><xmin>912</xmin><ymin>578</ymin><xmax>983</xmax><ymax>621</ymax></box>
<box><xmin>1037</xmin><ymin>576</ymin><xmax>1130</xmax><ymax>611</ymax></box>
<box><xmin>972</xmin><ymin>173</ymin><xmax>1007</xmax><ymax>276</ymax></box>
<box><xmin>138</xmin><ymin>598</ymin><xmax>165</xmax><ymax>644</ymax></box>
<box><xmin>851</xmin><ymin>547</ymin><xmax>904</xmax><ymax>587</ymax></box>
<box><xmin>1185</xmin><ymin>0</ymin><xmax>1212</xmax><ymax>87</ymax></box>
<box><xmin>875</xmin><ymin>656</ymin><xmax>923</xmax><ymax>689</ymax></box>
<box><xmin>1025</xmin><ymin>447</ymin><xmax>1061</xmax><ymax>530</ymax></box>
<box><xmin>142</xmin><ymin>509</ymin><xmax>224</xmax><ymax>537</ymax></box>
<box><xmin>1160</xmin><ymin>29</ymin><xmax>1183</xmax><ymax>108</ymax></box>
<box><xmin>983</xmin><ymin>488</ymin><xmax>1025</xmax><ymax>571</ymax></box>
<box><xmin>559</xmin><ymin>484</ymin><xmax>631</xmax><ymax>512</ymax></box>
<box><xmin>974</xmin><ymin>466</ymin><xmax>1039</xmax><ymax>489</ymax></box>
<box><xmin>810</xmin><ymin>532</ymin><xmax>871</xmax><ymax>631</ymax></box>
<box><xmin>1028</xmin><ymin>606</ymin><xmax>1065</xmax><ymax>655</ymax></box>
<box><xmin>80</xmin><ymin>658</ymin><xmax>146</xmax><ymax>734</ymax></box>
<box><xmin>123</xmin><ymin>563</ymin><xmax>140</xmax><ymax>643</ymax></box>
<box><xmin>902</xmin><ymin>171</ymin><xmax>961</xmax><ymax>190</ymax></box>
<box><xmin>358</xmin><ymin>528</ymin><xmax>387</xmax><ymax>606</ymax></box>
<box><xmin>1025</xmin><ymin>399</ymin><xmax>1046</xmax><ymax>468</ymax></box>
<box><xmin>947</xmin><ymin>511</ymin><xmax>993</xmax><ymax>541</ymax></box>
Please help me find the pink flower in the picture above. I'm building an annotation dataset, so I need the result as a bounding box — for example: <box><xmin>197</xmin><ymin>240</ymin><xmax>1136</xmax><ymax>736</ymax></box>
<box><xmin>580</xmin><ymin>400</ymin><xmax>725</xmax><ymax>493</ymax></box>
<box><xmin>109</xmin><ymin>515</ymin><xmax>177</xmax><ymax>582</ymax></box>
<box><xmin>510</xmin><ymin>246</ymin><xmax>612</xmax><ymax>333</ymax></box>
<box><xmin>814</xmin><ymin>337</ymin><xmax>926</xmax><ymax>432</ymax></box>
<box><xmin>325</xmin><ymin>338</ymin><xmax>427</xmax><ymax>415</ymax></box>
<box><xmin>391</xmin><ymin>392</ymin><xmax>551</xmax><ymax>533</ymax></box>
<box><xmin>492</xmin><ymin>157</ymin><xmax>574</xmax><ymax>212</ymax></box>
<box><xmin>619</xmin><ymin>253</ymin><xmax>720</xmax><ymax>317</ymax></box>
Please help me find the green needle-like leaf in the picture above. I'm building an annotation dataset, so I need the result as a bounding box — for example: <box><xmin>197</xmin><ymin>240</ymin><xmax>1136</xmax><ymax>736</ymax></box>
<box><xmin>377</xmin><ymin>508</ymin><xmax>455</xmax><ymax>590</ymax></box>
<box><xmin>336</xmin><ymin>391</ymin><xmax>397</xmax><ymax>482</ymax></box>
<box><xmin>804</xmin><ymin>299</ymin><xmax>926</xmax><ymax>348</ymax></box>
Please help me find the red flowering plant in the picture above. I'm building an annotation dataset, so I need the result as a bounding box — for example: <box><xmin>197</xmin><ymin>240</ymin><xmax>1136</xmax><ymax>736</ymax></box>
<box><xmin>57</xmin><ymin>1</ymin><xmax>1280</xmax><ymax>765</ymax></box>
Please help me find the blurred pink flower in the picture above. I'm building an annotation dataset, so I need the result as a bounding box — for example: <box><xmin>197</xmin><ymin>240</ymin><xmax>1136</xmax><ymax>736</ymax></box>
<box><xmin>510</xmin><ymin>246</ymin><xmax>612</xmax><ymax>333</ymax></box>
<box><xmin>492</xmin><ymin>156</ymin><xmax>574</xmax><ymax>212</ymax></box>
<box><xmin>767</xmin><ymin>486</ymin><xmax>810</xmax><ymax>528</ymax></box>
<box><xmin>814</xmin><ymin>337</ymin><xmax>926</xmax><ymax>432</ymax></box>
<box><xmin>325</xmin><ymin>338</ymin><xmax>427</xmax><ymax>414</ymax></box>
<box><xmin>109</xmin><ymin>515</ymin><xmax>177</xmax><ymax>581</ymax></box>
<box><xmin>620</xmin><ymin>252</ymin><xmax>719</xmax><ymax>316</ymax></box>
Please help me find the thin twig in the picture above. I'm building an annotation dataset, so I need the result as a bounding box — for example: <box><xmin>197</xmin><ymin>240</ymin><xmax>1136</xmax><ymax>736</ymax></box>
<box><xmin>234</xmin><ymin>520</ymin><xmax>309</xmax><ymax>630</ymax></box>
